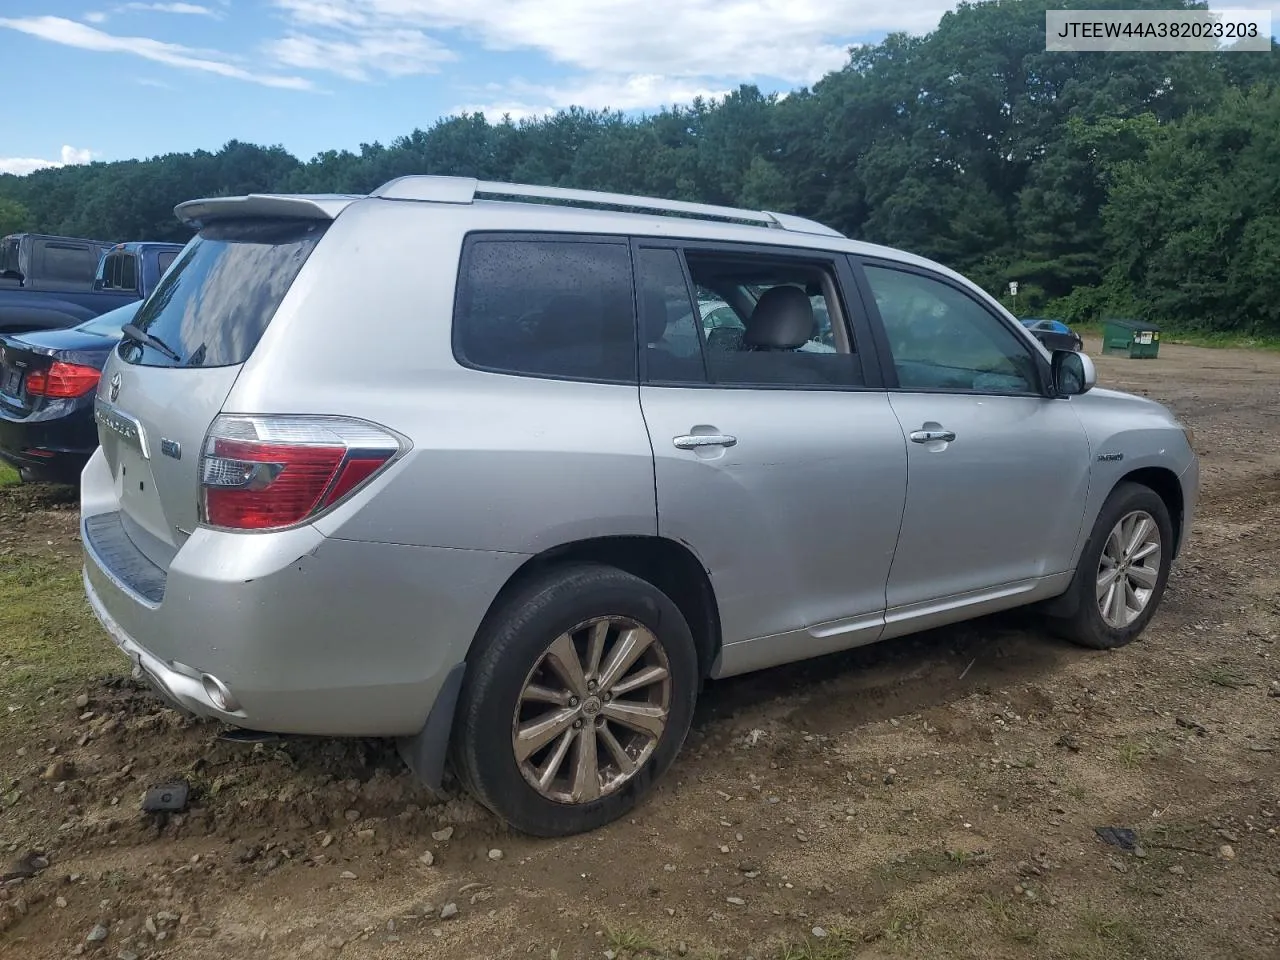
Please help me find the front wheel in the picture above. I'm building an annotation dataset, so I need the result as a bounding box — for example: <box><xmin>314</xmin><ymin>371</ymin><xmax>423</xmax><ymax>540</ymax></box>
<box><xmin>451</xmin><ymin>563</ymin><xmax>699</xmax><ymax>837</ymax></box>
<box><xmin>1052</xmin><ymin>482</ymin><xmax>1174</xmax><ymax>649</ymax></box>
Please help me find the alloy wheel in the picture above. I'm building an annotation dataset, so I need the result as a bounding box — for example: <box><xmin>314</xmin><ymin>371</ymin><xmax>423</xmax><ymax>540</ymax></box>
<box><xmin>512</xmin><ymin>617</ymin><xmax>671</xmax><ymax>804</ymax></box>
<box><xmin>1096</xmin><ymin>510</ymin><xmax>1162</xmax><ymax>628</ymax></box>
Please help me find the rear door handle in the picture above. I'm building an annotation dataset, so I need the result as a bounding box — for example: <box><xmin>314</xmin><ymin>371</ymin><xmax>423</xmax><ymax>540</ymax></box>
<box><xmin>909</xmin><ymin>428</ymin><xmax>956</xmax><ymax>444</ymax></box>
<box><xmin>674</xmin><ymin>434</ymin><xmax>737</xmax><ymax>450</ymax></box>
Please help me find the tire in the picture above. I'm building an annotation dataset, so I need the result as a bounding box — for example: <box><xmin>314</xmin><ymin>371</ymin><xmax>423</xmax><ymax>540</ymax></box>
<box><xmin>1052</xmin><ymin>482</ymin><xmax>1174</xmax><ymax>649</ymax></box>
<box><xmin>452</xmin><ymin>563</ymin><xmax>699</xmax><ymax>837</ymax></box>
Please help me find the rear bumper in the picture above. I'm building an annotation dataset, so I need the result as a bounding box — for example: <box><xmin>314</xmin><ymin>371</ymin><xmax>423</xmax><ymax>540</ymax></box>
<box><xmin>83</xmin><ymin>567</ymin><xmax>229</xmax><ymax>718</ymax></box>
<box><xmin>80</xmin><ymin>458</ymin><xmax>528</xmax><ymax>737</ymax></box>
<box><xmin>0</xmin><ymin>401</ymin><xmax>96</xmax><ymax>480</ymax></box>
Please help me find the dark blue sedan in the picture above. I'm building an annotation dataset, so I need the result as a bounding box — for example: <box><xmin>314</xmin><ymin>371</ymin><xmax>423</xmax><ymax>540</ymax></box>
<box><xmin>1020</xmin><ymin>317</ymin><xmax>1084</xmax><ymax>353</ymax></box>
<box><xmin>0</xmin><ymin>300</ymin><xmax>138</xmax><ymax>483</ymax></box>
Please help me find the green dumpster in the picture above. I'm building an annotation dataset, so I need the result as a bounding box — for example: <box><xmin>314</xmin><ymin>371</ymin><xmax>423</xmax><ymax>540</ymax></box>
<box><xmin>1102</xmin><ymin>318</ymin><xmax>1161</xmax><ymax>359</ymax></box>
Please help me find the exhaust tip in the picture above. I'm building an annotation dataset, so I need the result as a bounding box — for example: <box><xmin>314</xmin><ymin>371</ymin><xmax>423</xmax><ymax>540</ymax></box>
<box><xmin>200</xmin><ymin>673</ymin><xmax>240</xmax><ymax>713</ymax></box>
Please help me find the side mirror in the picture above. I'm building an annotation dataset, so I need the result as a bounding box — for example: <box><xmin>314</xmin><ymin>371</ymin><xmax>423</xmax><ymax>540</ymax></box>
<box><xmin>1052</xmin><ymin>349</ymin><xmax>1096</xmax><ymax>397</ymax></box>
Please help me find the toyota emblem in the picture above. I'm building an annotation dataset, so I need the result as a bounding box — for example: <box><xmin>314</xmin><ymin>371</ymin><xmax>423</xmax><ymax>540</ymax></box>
<box><xmin>109</xmin><ymin>372</ymin><xmax>121</xmax><ymax>402</ymax></box>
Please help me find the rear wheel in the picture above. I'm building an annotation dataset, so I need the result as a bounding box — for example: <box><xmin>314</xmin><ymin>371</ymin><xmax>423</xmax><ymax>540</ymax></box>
<box><xmin>1052</xmin><ymin>482</ymin><xmax>1173</xmax><ymax>649</ymax></box>
<box><xmin>452</xmin><ymin>563</ymin><xmax>698</xmax><ymax>836</ymax></box>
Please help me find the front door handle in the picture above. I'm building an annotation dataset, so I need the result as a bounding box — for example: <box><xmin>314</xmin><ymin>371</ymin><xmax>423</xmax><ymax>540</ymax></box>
<box><xmin>674</xmin><ymin>433</ymin><xmax>737</xmax><ymax>450</ymax></box>
<box><xmin>909</xmin><ymin>428</ymin><xmax>956</xmax><ymax>444</ymax></box>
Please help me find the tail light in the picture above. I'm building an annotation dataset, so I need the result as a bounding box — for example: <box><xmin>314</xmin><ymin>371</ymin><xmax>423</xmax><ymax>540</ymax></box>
<box><xmin>26</xmin><ymin>362</ymin><xmax>102</xmax><ymax>398</ymax></box>
<box><xmin>199</xmin><ymin>415</ymin><xmax>404</xmax><ymax>531</ymax></box>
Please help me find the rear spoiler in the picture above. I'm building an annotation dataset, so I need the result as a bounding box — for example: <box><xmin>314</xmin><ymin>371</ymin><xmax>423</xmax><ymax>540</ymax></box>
<box><xmin>174</xmin><ymin>194</ymin><xmax>359</xmax><ymax>228</ymax></box>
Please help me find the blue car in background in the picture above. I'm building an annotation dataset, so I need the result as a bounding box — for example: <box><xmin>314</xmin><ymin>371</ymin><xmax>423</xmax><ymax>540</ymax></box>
<box><xmin>1020</xmin><ymin>317</ymin><xmax>1084</xmax><ymax>353</ymax></box>
<box><xmin>0</xmin><ymin>300</ymin><xmax>138</xmax><ymax>483</ymax></box>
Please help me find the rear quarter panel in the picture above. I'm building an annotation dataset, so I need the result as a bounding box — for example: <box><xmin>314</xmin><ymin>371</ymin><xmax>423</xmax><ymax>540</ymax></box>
<box><xmin>222</xmin><ymin>198</ymin><xmax>658</xmax><ymax>554</ymax></box>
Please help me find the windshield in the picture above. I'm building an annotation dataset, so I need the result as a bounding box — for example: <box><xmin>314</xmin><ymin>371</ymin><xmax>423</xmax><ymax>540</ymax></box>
<box><xmin>75</xmin><ymin>300</ymin><xmax>142</xmax><ymax>340</ymax></box>
<box><xmin>120</xmin><ymin>218</ymin><xmax>327</xmax><ymax>368</ymax></box>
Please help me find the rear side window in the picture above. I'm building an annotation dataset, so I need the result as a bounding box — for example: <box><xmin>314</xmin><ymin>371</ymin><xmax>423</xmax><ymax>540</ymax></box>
<box><xmin>120</xmin><ymin>219</ymin><xmax>327</xmax><ymax>368</ymax></box>
<box><xmin>99</xmin><ymin>253</ymin><xmax>138</xmax><ymax>292</ymax></box>
<box><xmin>453</xmin><ymin>238</ymin><xmax>636</xmax><ymax>382</ymax></box>
<box><xmin>42</xmin><ymin>243</ymin><xmax>99</xmax><ymax>283</ymax></box>
<box><xmin>157</xmin><ymin>250</ymin><xmax>179</xmax><ymax>275</ymax></box>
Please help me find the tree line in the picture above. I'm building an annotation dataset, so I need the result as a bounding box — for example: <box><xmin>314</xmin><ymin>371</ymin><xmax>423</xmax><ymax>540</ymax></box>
<box><xmin>2</xmin><ymin>0</ymin><xmax>1277</xmax><ymax>333</ymax></box>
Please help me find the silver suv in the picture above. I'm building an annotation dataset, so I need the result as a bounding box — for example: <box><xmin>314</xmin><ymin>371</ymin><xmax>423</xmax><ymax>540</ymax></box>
<box><xmin>81</xmin><ymin>177</ymin><xmax>1199</xmax><ymax>836</ymax></box>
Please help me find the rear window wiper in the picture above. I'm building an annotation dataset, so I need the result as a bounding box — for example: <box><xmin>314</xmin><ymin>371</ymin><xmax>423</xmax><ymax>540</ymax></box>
<box><xmin>121</xmin><ymin>323</ymin><xmax>182</xmax><ymax>363</ymax></box>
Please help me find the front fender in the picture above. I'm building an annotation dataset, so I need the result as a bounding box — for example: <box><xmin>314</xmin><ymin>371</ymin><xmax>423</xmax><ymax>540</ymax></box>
<box><xmin>1068</xmin><ymin>390</ymin><xmax>1196</xmax><ymax>570</ymax></box>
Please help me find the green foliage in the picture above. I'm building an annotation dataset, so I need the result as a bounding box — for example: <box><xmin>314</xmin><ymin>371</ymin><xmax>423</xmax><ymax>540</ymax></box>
<box><xmin>0</xmin><ymin>198</ymin><xmax>29</xmax><ymax>237</ymax></box>
<box><xmin>0</xmin><ymin>0</ymin><xmax>1275</xmax><ymax>332</ymax></box>
<box><xmin>1102</xmin><ymin>85</ymin><xmax>1280</xmax><ymax>334</ymax></box>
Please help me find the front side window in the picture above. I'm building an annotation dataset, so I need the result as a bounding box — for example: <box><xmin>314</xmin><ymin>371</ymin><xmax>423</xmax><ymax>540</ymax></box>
<box><xmin>454</xmin><ymin>238</ymin><xmax>636</xmax><ymax>383</ymax></box>
<box><xmin>862</xmin><ymin>264</ymin><xmax>1039</xmax><ymax>395</ymax></box>
<box><xmin>682</xmin><ymin>252</ymin><xmax>862</xmax><ymax>388</ymax></box>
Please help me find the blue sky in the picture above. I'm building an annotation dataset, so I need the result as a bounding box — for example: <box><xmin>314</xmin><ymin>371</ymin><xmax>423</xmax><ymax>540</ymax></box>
<box><xmin>0</xmin><ymin>0</ymin><xmax>1274</xmax><ymax>174</ymax></box>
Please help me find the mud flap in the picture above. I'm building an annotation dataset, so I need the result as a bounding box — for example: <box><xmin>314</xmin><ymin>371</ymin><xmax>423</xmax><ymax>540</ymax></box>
<box><xmin>396</xmin><ymin>661</ymin><xmax>466</xmax><ymax>798</ymax></box>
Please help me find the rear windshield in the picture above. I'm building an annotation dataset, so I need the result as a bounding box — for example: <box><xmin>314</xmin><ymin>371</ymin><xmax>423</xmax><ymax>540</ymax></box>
<box><xmin>77</xmin><ymin>300</ymin><xmax>142</xmax><ymax>340</ymax></box>
<box><xmin>119</xmin><ymin>218</ymin><xmax>327</xmax><ymax>368</ymax></box>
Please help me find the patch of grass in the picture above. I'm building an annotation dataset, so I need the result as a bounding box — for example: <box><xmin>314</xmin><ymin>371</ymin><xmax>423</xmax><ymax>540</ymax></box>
<box><xmin>1066</xmin><ymin>908</ymin><xmax>1150</xmax><ymax>960</ymax></box>
<box><xmin>605</xmin><ymin>925</ymin><xmax>660</xmax><ymax>956</ymax></box>
<box><xmin>875</xmin><ymin>848</ymin><xmax>966</xmax><ymax>884</ymax></box>
<box><xmin>1077</xmin><ymin>323</ymin><xmax>1280</xmax><ymax>353</ymax></box>
<box><xmin>880</xmin><ymin>906</ymin><xmax>925</xmax><ymax>943</ymax></box>
<box><xmin>0</xmin><ymin>552</ymin><xmax>115</xmax><ymax>727</ymax></box>
<box><xmin>1200</xmin><ymin>664</ymin><xmax>1247</xmax><ymax>689</ymax></box>
<box><xmin>1162</xmin><ymin>330</ymin><xmax>1280</xmax><ymax>352</ymax></box>
<box><xmin>1116</xmin><ymin>740</ymin><xmax>1150</xmax><ymax>768</ymax></box>
<box><xmin>0</xmin><ymin>463</ymin><xmax>17</xmax><ymax>486</ymax></box>
<box><xmin>979</xmin><ymin>894</ymin><xmax>1041</xmax><ymax>946</ymax></box>
<box><xmin>778</xmin><ymin>929</ymin><xmax>859</xmax><ymax>960</ymax></box>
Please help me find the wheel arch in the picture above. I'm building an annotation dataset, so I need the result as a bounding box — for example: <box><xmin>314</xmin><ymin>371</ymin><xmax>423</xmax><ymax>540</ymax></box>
<box><xmin>1116</xmin><ymin>466</ymin><xmax>1184</xmax><ymax>556</ymax></box>
<box><xmin>1041</xmin><ymin>465</ymin><xmax>1185</xmax><ymax>622</ymax></box>
<box><xmin>475</xmin><ymin>535</ymin><xmax>722</xmax><ymax>682</ymax></box>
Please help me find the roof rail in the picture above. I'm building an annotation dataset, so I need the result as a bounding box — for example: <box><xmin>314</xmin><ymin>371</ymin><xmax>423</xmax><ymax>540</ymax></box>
<box><xmin>369</xmin><ymin>176</ymin><xmax>844</xmax><ymax>239</ymax></box>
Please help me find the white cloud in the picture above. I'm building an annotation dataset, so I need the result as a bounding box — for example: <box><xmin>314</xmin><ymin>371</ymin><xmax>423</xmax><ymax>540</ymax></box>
<box><xmin>0</xmin><ymin>15</ymin><xmax>312</xmax><ymax>89</ymax></box>
<box><xmin>456</xmin><ymin>74</ymin><xmax>733</xmax><ymax>119</ymax></box>
<box><xmin>267</xmin><ymin>28</ymin><xmax>455</xmax><ymax>80</ymax></box>
<box><xmin>0</xmin><ymin>145</ymin><xmax>95</xmax><ymax>177</ymax></box>
<box><xmin>270</xmin><ymin>0</ymin><xmax>952</xmax><ymax>86</ymax></box>
<box><xmin>84</xmin><ymin>11</ymin><xmax>109</xmax><ymax>23</ymax></box>
<box><xmin>120</xmin><ymin>3</ymin><xmax>223</xmax><ymax>16</ymax></box>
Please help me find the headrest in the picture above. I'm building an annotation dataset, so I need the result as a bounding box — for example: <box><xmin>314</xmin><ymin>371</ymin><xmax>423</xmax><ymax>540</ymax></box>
<box><xmin>743</xmin><ymin>285</ymin><xmax>814</xmax><ymax>350</ymax></box>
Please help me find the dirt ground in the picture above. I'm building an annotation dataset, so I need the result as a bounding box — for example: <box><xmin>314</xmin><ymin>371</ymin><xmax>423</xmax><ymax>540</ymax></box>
<box><xmin>1</xmin><ymin>338</ymin><xmax>1278</xmax><ymax>960</ymax></box>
